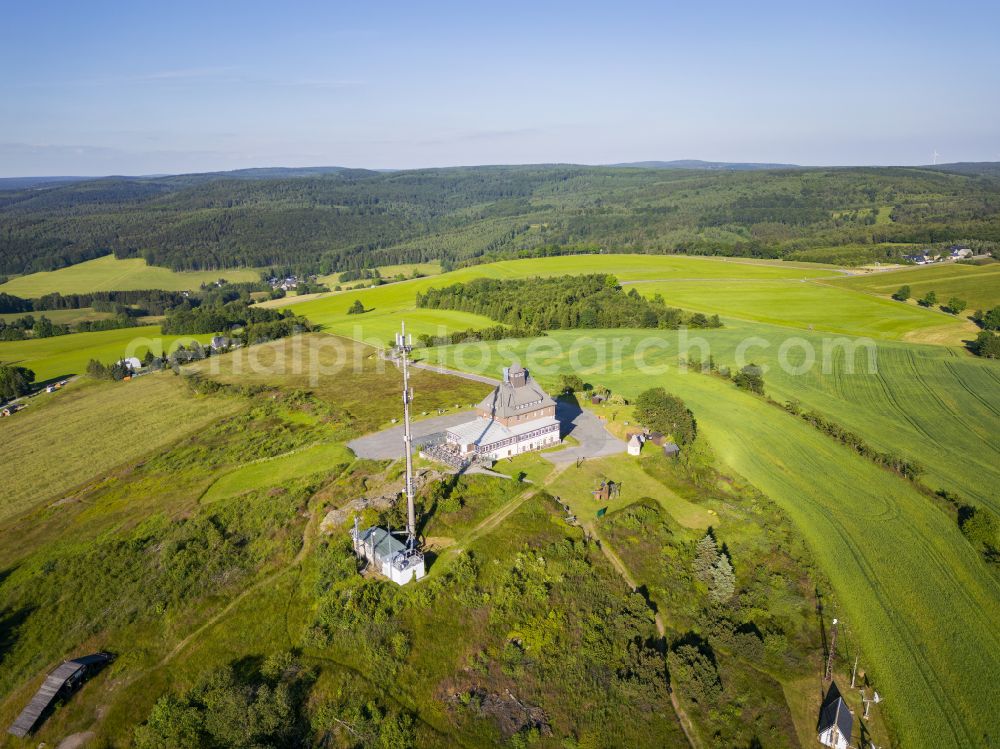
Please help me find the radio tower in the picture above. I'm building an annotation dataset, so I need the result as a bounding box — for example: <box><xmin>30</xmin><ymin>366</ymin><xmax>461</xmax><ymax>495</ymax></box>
<box><xmin>395</xmin><ymin>322</ymin><xmax>417</xmax><ymax>548</ymax></box>
<box><xmin>824</xmin><ymin>618</ymin><xmax>839</xmax><ymax>682</ymax></box>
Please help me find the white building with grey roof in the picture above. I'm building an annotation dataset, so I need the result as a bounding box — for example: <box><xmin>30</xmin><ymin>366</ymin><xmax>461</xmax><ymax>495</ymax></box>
<box><xmin>443</xmin><ymin>365</ymin><xmax>560</xmax><ymax>461</ymax></box>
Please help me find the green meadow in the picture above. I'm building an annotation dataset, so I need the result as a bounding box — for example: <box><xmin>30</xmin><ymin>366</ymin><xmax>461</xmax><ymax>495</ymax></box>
<box><xmin>427</xmin><ymin>329</ymin><xmax>1000</xmax><ymax>748</ymax></box>
<box><xmin>284</xmin><ymin>254</ymin><xmax>971</xmax><ymax>344</ymax></box>
<box><xmin>0</xmin><ymin>307</ymin><xmax>114</xmax><ymax>325</ymax></box>
<box><xmin>829</xmin><ymin>261</ymin><xmax>1000</xmax><ymax>311</ymax></box>
<box><xmin>628</xmin><ymin>279</ymin><xmax>971</xmax><ymax>342</ymax></box>
<box><xmin>0</xmin><ymin>375</ymin><xmax>241</xmax><ymax>522</ymax></box>
<box><xmin>0</xmin><ymin>325</ymin><xmax>213</xmax><ymax>381</ymax></box>
<box><xmin>0</xmin><ymin>255</ymin><xmax>260</xmax><ymax>296</ymax></box>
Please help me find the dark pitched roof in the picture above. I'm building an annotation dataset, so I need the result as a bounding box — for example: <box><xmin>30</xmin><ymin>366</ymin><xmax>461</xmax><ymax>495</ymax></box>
<box><xmin>817</xmin><ymin>682</ymin><xmax>853</xmax><ymax>743</ymax></box>
<box><xmin>477</xmin><ymin>367</ymin><xmax>555</xmax><ymax>419</ymax></box>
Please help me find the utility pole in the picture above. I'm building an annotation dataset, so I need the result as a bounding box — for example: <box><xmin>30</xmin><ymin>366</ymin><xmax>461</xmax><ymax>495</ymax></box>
<box><xmin>851</xmin><ymin>654</ymin><xmax>859</xmax><ymax>688</ymax></box>
<box><xmin>862</xmin><ymin>689</ymin><xmax>882</xmax><ymax>719</ymax></box>
<box><xmin>824</xmin><ymin>618</ymin><xmax>838</xmax><ymax>682</ymax></box>
<box><xmin>395</xmin><ymin>322</ymin><xmax>416</xmax><ymax>549</ymax></box>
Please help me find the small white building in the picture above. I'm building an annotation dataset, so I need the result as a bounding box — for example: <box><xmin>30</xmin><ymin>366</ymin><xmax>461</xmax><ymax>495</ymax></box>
<box><xmin>119</xmin><ymin>357</ymin><xmax>142</xmax><ymax>372</ymax></box>
<box><xmin>627</xmin><ymin>434</ymin><xmax>643</xmax><ymax>456</ymax></box>
<box><xmin>950</xmin><ymin>246</ymin><xmax>972</xmax><ymax>260</ymax></box>
<box><xmin>351</xmin><ymin>524</ymin><xmax>425</xmax><ymax>585</ymax></box>
<box><xmin>817</xmin><ymin>683</ymin><xmax>853</xmax><ymax>749</ymax></box>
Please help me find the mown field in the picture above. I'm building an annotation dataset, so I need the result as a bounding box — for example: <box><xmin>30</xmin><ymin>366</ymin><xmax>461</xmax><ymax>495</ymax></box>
<box><xmin>0</xmin><ymin>325</ymin><xmax>213</xmax><ymax>381</ymax></box>
<box><xmin>282</xmin><ymin>254</ymin><xmax>971</xmax><ymax>344</ymax></box>
<box><xmin>0</xmin><ymin>375</ymin><xmax>241</xmax><ymax>523</ymax></box>
<box><xmin>828</xmin><ymin>261</ymin><xmax>1000</xmax><ymax>310</ymax></box>
<box><xmin>427</xmin><ymin>330</ymin><xmax>1000</xmax><ymax>749</ymax></box>
<box><xmin>0</xmin><ymin>255</ymin><xmax>260</xmax><ymax>296</ymax></box>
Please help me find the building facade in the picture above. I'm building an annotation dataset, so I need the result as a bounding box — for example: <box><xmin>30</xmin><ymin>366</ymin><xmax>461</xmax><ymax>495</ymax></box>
<box><xmin>443</xmin><ymin>366</ymin><xmax>560</xmax><ymax>461</ymax></box>
<box><xmin>351</xmin><ymin>523</ymin><xmax>425</xmax><ymax>585</ymax></box>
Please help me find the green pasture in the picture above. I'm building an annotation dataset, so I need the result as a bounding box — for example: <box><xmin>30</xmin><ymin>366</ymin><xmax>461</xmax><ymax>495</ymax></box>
<box><xmin>429</xmin><ymin>329</ymin><xmax>1000</xmax><ymax>748</ymax></box>
<box><xmin>287</xmin><ymin>253</ymin><xmax>979</xmax><ymax>344</ymax></box>
<box><xmin>0</xmin><ymin>255</ymin><xmax>261</xmax><ymax>296</ymax></box>
<box><xmin>829</xmin><ymin>262</ymin><xmax>1000</xmax><ymax>311</ymax></box>
<box><xmin>0</xmin><ymin>325</ymin><xmax>213</xmax><ymax>381</ymax></box>
<box><xmin>629</xmin><ymin>279</ymin><xmax>972</xmax><ymax>342</ymax></box>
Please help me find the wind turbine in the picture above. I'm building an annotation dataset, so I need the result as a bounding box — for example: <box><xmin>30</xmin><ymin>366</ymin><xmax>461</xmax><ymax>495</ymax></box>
<box><xmin>933</xmin><ymin>149</ymin><xmax>941</xmax><ymax>165</ymax></box>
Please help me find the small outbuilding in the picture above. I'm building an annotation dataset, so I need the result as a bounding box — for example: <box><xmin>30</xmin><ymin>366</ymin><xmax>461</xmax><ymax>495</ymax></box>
<box><xmin>663</xmin><ymin>442</ymin><xmax>680</xmax><ymax>458</ymax></box>
<box><xmin>8</xmin><ymin>653</ymin><xmax>113</xmax><ymax>737</ymax></box>
<box><xmin>817</xmin><ymin>682</ymin><xmax>853</xmax><ymax>749</ymax></box>
<box><xmin>627</xmin><ymin>434</ymin><xmax>643</xmax><ymax>456</ymax></box>
<box><xmin>210</xmin><ymin>335</ymin><xmax>232</xmax><ymax>351</ymax></box>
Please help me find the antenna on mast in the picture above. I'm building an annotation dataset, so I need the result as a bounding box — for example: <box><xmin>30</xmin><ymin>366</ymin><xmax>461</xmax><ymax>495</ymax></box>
<box><xmin>395</xmin><ymin>321</ymin><xmax>417</xmax><ymax>548</ymax></box>
<box><xmin>824</xmin><ymin>617</ymin><xmax>838</xmax><ymax>682</ymax></box>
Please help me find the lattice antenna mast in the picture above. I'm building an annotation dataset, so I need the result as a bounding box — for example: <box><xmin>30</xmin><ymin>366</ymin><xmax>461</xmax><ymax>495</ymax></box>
<box><xmin>824</xmin><ymin>617</ymin><xmax>839</xmax><ymax>682</ymax></box>
<box><xmin>395</xmin><ymin>322</ymin><xmax>416</xmax><ymax>548</ymax></box>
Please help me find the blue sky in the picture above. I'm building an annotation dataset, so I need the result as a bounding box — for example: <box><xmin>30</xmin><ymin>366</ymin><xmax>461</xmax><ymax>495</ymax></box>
<box><xmin>1</xmin><ymin>0</ymin><xmax>998</xmax><ymax>175</ymax></box>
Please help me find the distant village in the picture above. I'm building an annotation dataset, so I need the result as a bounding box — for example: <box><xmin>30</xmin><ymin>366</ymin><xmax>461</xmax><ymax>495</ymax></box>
<box><xmin>902</xmin><ymin>245</ymin><xmax>973</xmax><ymax>265</ymax></box>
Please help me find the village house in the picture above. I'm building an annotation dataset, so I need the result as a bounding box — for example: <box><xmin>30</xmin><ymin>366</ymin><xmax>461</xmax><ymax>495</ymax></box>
<box><xmin>949</xmin><ymin>246</ymin><xmax>972</xmax><ymax>260</ymax></box>
<box><xmin>440</xmin><ymin>365</ymin><xmax>560</xmax><ymax>462</ymax></box>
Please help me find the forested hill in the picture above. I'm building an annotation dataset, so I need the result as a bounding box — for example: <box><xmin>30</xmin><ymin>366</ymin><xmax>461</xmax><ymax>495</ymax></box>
<box><xmin>2</xmin><ymin>163</ymin><xmax>999</xmax><ymax>276</ymax></box>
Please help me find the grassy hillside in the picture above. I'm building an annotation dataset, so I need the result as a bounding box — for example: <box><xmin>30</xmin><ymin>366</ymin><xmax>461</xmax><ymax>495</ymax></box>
<box><xmin>0</xmin><ymin>375</ymin><xmax>241</xmax><ymax>522</ymax></box>
<box><xmin>829</xmin><ymin>261</ymin><xmax>1000</xmax><ymax>310</ymax></box>
<box><xmin>428</xmin><ymin>330</ymin><xmax>1000</xmax><ymax>749</ymax></box>
<box><xmin>284</xmin><ymin>254</ymin><xmax>970</xmax><ymax>343</ymax></box>
<box><xmin>0</xmin><ymin>255</ymin><xmax>260</xmax><ymax>296</ymax></box>
<box><xmin>0</xmin><ymin>325</ymin><xmax>213</xmax><ymax>381</ymax></box>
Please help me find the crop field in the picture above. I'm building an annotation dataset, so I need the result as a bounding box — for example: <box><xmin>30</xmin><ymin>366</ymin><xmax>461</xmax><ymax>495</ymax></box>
<box><xmin>828</xmin><ymin>261</ymin><xmax>1000</xmax><ymax>310</ymax></box>
<box><xmin>0</xmin><ymin>375</ymin><xmax>241</xmax><ymax>522</ymax></box>
<box><xmin>0</xmin><ymin>255</ymin><xmax>261</xmax><ymax>296</ymax></box>
<box><xmin>428</xmin><ymin>329</ymin><xmax>1000</xmax><ymax>748</ymax></box>
<box><xmin>0</xmin><ymin>325</ymin><xmax>213</xmax><ymax>381</ymax></box>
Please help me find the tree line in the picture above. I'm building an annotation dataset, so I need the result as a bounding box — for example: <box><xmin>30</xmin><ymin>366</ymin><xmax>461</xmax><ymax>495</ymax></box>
<box><xmin>3</xmin><ymin>165</ymin><xmax>999</xmax><ymax>276</ymax></box>
<box><xmin>416</xmin><ymin>274</ymin><xmax>722</xmax><ymax>331</ymax></box>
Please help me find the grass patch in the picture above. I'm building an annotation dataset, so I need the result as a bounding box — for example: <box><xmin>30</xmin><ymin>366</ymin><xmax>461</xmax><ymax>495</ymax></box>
<box><xmin>829</xmin><ymin>261</ymin><xmax>1000</xmax><ymax>311</ymax></box>
<box><xmin>0</xmin><ymin>255</ymin><xmax>261</xmax><ymax>296</ymax></box>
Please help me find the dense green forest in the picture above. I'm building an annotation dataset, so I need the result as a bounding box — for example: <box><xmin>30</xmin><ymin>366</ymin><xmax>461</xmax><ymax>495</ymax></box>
<box><xmin>416</xmin><ymin>274</ymin><xmax>722</xmax><ymax>330</ymax></box>
<box><xmin>2</xmin><ymin>164</ymin><xmax>999</xmax><ymax>275</ymax></box>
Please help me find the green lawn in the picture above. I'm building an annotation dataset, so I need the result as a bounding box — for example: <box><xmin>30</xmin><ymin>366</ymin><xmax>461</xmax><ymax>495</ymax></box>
<box><xmin>0</xmin><ymin>255</ymin><xmax>261</xmax><ymax>296</ymax></box>
<box><xmin>428</xmin><ymin>329</ymin><xmax>1000</xmax><ymax>749</ymax></box>
<box><xmin>0</xmin><ymin>325</ymin><xmax>213</xmax><ymax>381</ymax></box>
<box><xmin>318</xmin><ymin>260</ymin><xmax>443</xmax><ymax>287</ymax></box>
<box><xmin>829</xmin><ymin>262</ymin><xmax>1000</xmax><ymax>311</ymax></box>
<box><xmin>201</xmin><ymin>443</ymin><xmax>355</xmax><ymax>504</ymax></box>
